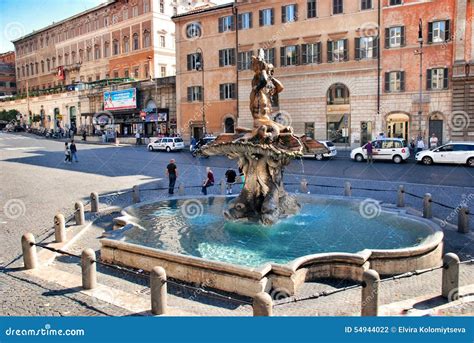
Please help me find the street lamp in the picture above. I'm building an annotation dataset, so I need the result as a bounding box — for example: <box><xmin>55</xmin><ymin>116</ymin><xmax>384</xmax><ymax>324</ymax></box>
<box><xmin>195</xmin><ymin>47</ymin><xmax>206</xmax><ymax>136</ymax></box>
<box><xmin>414</xmin><ymin>18</ymin><xmax>424</xmax><ymax>138</ymax></box>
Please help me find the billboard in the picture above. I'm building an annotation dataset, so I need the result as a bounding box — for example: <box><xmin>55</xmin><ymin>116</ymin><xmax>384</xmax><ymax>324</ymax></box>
<box><xmin>104</xmin><ymin>88</ymin><xmax>137</xmax><ymax>111</ymax></box>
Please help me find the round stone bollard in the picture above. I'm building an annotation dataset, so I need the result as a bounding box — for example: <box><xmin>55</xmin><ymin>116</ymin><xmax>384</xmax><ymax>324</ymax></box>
<box><xmin>300</xmin><ymin>179</ymin><xmax>308</xmax><ymax>194</ymax></box>
<box><xmin>21</xmin><ymin>233</ymin><xmax>38</xmax><ymax>270</ymax></box>
<box><xmin>397</xmin><ymin>185</ymin><xmax>405</xmax><ymax>207</ymax></box>
<box><xmin>74</xmin><ymin>201</ymin><xmax>85</xmax><ymax>225</ymax></box>
<box><xmin>253</xmin><ymin>292</ymin><xmax>273</xmax><ymax>316</ymax></box>
<box><xmin>344</xmin><ymin>181</ymin><xmax>352</xmax><ymax>197</ymax></box>
<box><xmin>132</xmin><ymin>185</ymin><xmax>140</xmax><ymax>203</ymax></box>
<box><xmin>423</xmin><ymin>193</ymin><xmax>432</xmax><ymax>219</ymax></box>
<box><xmin>442</xmin><ymin>253</ymin><xmax>460</xmax><ymax>301</ymax></box>
<box><xmin>361</xmin><ymin>269</ymin><xmax>380</xmax><ymax>316</ymax></box>
<box><xmin>150</xmin><ymin>266</ymin><xmax>168</xmax><ymax>315</ymax></box>
<box><xmin>54</xmin><ymin>213</ymin><xmax>66</xmax><ymax>243</ymax></box>
<box><xmin>458</xmin><ymin>207</ymin><xmax>470</xmax><ymax>234</ymax></box>
<box><xmin>178</xmin><ymin>183</ymin><xmax>185</xmax><ymax>196</ymax></box>
<box><xmin>81</xmin><ymin>248</ymin><xmax>97</xmax><ymax>290</ymax></box>
<box><xmin>90</xmin><ymin>192</ymin><xmax>99</xmax><ymax>213</ymax></box>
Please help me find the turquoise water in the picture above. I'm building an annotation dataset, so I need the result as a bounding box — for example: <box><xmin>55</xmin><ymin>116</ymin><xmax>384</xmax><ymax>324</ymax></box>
<box><xmin>115</xmin><ymin>197</ymin><xmax>433</xmax><ymax>268</ymax></box>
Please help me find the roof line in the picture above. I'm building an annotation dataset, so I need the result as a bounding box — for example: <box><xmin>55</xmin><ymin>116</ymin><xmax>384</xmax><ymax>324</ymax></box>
<box><xmin>172</xmin><ymin>2</ymin><xmax>234</xmax><ymax>20</ymax></box>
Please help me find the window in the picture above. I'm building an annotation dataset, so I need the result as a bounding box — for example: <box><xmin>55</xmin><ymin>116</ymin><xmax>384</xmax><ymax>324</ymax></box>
<box><xmin>96</xmin><ymin>74</ymin><xmax>100</xmax><ymax>81</ymax></box>
<box><xmin>47</xmin><ymin>59</ymin><xmax>50</xmax><ymax>71</ymax></box>
<box><xmin>161</xmin><ymin>66</ymin><xmax>166</xmax><ymax>77</ymax></box>
<box><xmin>87</xmin><ymin>48</ymin><xmax>92</xmax><ymax>61</ymax></box>
<box><xmin>333</xmin><ymin>0</ymin><xmax>343</xmax><ymax>14</ymax></box>
<box><xmin>186</xmin><ymin>23</ymin><xmax>202</xmax><ymax>38</ymax></box>
<box><xmin>356</xmin><ymin>36</ymin><xmax>377</xmax><ymax>59</ymax></box>
<box><xmin>327</xmin><ymin>39</ymin><xmax>348</xmax><ymax>62</ymax></box>
<box><xmin>70</xmin><ymin>52</ymin><xmax>75</xmax><ymax>64</ymax></box>
<box><xmin>94</xmin><ymin>45</ymin><xmax>100</xmax><ymax>60</ymax></box>
<box><xmin>361</xmin><ymin>0</ymin><xmax>372</xmax><ymax>10</ymax></box>
<box><xmin>143</xmin><ymin>31</ymin><xmax>151</xmax><ymax>48</ymax></box>
<box><xmin>238</xmin><ymin>12</ymin><xmax>252</xmax><ymax>30</ymax></box>
<box><xmin>187</xmin><ymin>53</ymin><xmax>202</xmax><ymax>70</ymax></box>
<box><xmin>51</xmin><ymin>58</ymin><xmax>55</xmax><ymax>69</ymax></box>
<box><xmin>427</xmin><ymin>68</ymin><xmax>448</xmax><ymax>90</ymax></box>
<box><xmin>280</xmin><ymin>45</ymin><xmax>299</xmax><ymax>66</ymax></box>
<box><xmin>114</xmin><ymin>70</ymin><xmax>119</xmax><ymax>78</ymax></box>
<box><xmin>133</xmin><ymin>67</ymin><xmax>139</xmax><ymax>78</ymax></box>
<box><xmin>58</xmin><ymin>55</ymin><xmax>62</xmax><ymax>66</ymax></box>
<box><xmin>104</xmin><ymin>16</ymin><xmax>109</xmax><ymax>27</ymax></box>
<box><xmin>259</xmin><ymin>8</ymin><xmax>274</xmax><ymax>26</ymax></box>
<box><xmin>144</xmin><ymin>0</ymin><xmax>149</xmax><ymax>13</ymax></box>
<box><xmin>220</xmin><ymin>83</ymin><xmax>236</xmax><ymax>100</ymax></box>
<box><xmin>123</xmin><ymin>9</ymin><xmax>128</xmax><ymax>21</ymax></box>
<box><xmin>79</xmin><ymin>49</ymin><xmax>84</xmax><ymax>62</ymax></box>
<box><xmin>262</xmin><ymin>48</ymin><xmax>275</xmax><ymax>65</ymax></box>
<box><xmin>219</xmin><ymin>15</ymin><xmax>235</xmax><ymax>32</ymax></box>
<box><xmin>26</xmin><ymin>65</ymin><xmax>29</xmax><ymax>77</ymax></box>
<box><xmin>104</xmin><ymin>42</ymin><xmax>110</xmax><ymax>57</ymax></box>
<box><xmin>160</xmin><ymin>0</ymin><xmax>164</xmax><ymax>13</ymax></box>
<box><xmin>123</xmin><ymin>37</ymin><xmax>129</xmax><ymax>53</ymax></box>
<box><xmin>21</xmin><ymin>66</ymin><xmax>25</xmax><ymax>77</ymax></box>
<box><xmin>132</xmin><ymin>6</ymin><xmax>138</xmax><ymax>17</ymax></box>
<box><xmin>133</xmin><ymin>34</ymin><xmax>139</xmax><ymax>50</ymax></box>
<box><xmin>144</xmin><ymin>64</ymin><xmax>149</xmax><ymax>78</ymax></box>
<box><xmin>124</xmin><ymin>69</ymin><xmax>129</xmax><ymax>78</ymax></box>
<box><xmin>160</xmin><ymin>35</ymin><xmax>166</xmax><ymax>48</ymax></box>
<box><xmin>302</xmin><ymin>43</ymin><xmax>321</xmax><ymax>64</ymax></box>
<box><xmin>307</xmin><ymin>0</ymin><xmax>317</xmax><ymax>18</ymax></box>
<box><xmin>238</xmin><ymin>51</ymin><xmax>253</xmax><ymax>70</ymax></box>
<box><xmin>327</xmin><ymin>83</ymin><xmax>350</xmax><ymax>105</ymax></box>
<box><xmin>35</xmin><ymin>63</ymin><xmax>38</xmax><ymax>74</ymax></box>
<box><xmin>385</xmin><ymin>26</ymin><xmax>405</xmax><ymax>48</ymax></box>
<box><xmin>187</xmin><ymin>86</ymin><xmax>202</xmax><ymax>101</ymax></box>
<box><xmin>219</xmin><ymin>48</ymin><xmax>236</xmax><ymax>67</ymax></box>
<box><xmin>389</xmin><ymin>0</ymin><xmax>402</xmax><ymax>5</ymax></box>
<box><xmin>384</xmin><ymin>71</ymin><xmax>405</xmax><ymax>92</ymax></box>
<box><xmin>173</xmin><ymin>7</ymin><xmax>177</xmax><ymax>16</ymax></box>
<box><xmin>429</xmin><ymin>20</ymin><xmax>450</xmax><ymax>43</ymax></box>
<box><xmin>282</xmin><ymin>4</ymin><xmax>298</xmax><ymax>23</ymax></box>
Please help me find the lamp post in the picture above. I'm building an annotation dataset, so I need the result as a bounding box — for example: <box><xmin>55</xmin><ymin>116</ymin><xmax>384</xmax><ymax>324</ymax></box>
<box><xmin>195</xmin><ymin>47</ymin><xmax>206</xmax><ymax>136</ymax></box>
<box><xmin>414</xmin><ymin>18</ymin><xmax>424</xmax><ymax>138</ymax></box>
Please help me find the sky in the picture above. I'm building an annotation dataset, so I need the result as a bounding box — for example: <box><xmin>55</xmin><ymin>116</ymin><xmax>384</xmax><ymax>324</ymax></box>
<box><xmin>0</xmin><ymin>0</ymin><xmax>231</xmax><ymax>53</ymax></box>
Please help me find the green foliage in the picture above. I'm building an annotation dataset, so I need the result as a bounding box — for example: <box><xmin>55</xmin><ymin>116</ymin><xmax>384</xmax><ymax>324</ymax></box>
<box><xmin>0</xmin><ymin>109</ymin><xmax>20</xmax><ymax>122</ymax></box>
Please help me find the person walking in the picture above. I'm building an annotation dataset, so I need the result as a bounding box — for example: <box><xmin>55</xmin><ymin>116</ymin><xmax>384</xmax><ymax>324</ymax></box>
<box><xmin>225</xmin><ymin>168</ymin><xmax>237</xmax><ymax>195</ymax></box>
<box><xmin>82</xmin><ymin>130</ymin><xmax>87</xmax><ymax>141</ymax></box>
<box><xmin>64</xmin><ymin>142</ymin><xmax>72</xmax><ymax>164</ymax></box>
<box><xmin>135</xmin><ymin>131</ymin><xmax>141</xmax><ymax>145</ymax></box>
<box><xmin>429</xmin><ymin>133</ymin><xmax>439</xmax><ymax>149</ymax></box>
<box><xmin>364</xmin><ymin>140</ymin><xmax>374</xmax><ymax>164</ymax></box>
<box><xmin>70</xmin><ymin>140</ymin><xmax>79</xmax><ymax>162</ymax></box>
<box><xmin>416</xmin><ymin>137</ymin><xmax>425</xmax><ymax>154</ymax></box>
<box><xmin>166</xmin><ymin>159</ymin><xmax>178</xmax><ymax>195</ymax></box>
<box><xmin>201</xmin><ymin>167</ymin><xmax>214</xmax><ymax>195</ymax></box>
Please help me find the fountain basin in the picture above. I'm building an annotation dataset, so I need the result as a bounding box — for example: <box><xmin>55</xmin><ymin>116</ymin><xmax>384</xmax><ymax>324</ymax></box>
<box><xmin>100</xmin><ymin>194</ymin><xmax>443</xmax><ymax>297</ymax></box>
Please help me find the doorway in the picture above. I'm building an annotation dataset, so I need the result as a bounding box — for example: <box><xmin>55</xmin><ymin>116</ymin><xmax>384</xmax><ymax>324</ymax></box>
<box><xmin>429</xmin><ymin>118</ymin><xmax>443</xmax><ymax>146</ymax></box>
<box><xmin>386</xmin><ymin>113</ymin><xmax>409</xmax><ymax>140</ymax></box>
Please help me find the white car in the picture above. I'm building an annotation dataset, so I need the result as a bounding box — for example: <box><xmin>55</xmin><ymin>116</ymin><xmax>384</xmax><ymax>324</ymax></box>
<box><xmin>316</xmin><ymin>140</ymin><xmax>337</xmax><ymax>160</ymax></box>
<box><xmin>148</xmin><ymin>137</ymin><xmax>185</xmax><ymax>152</ymax></box>
<box><xmin>416</xmin><ymin>142</ymin><xmax>474</xmax><ymax>167</ymax></box>
<box><xmin>351</xmin><ymin>138</ymin><xmax>410</xmax><ymax>164</ymax></box>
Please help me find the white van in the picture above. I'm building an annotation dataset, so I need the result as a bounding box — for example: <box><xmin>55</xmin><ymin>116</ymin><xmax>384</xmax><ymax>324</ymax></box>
<box><xmin>351</xmin><ymin>138</ymin><xmax>410</xmax><ymax>164</ymax></box>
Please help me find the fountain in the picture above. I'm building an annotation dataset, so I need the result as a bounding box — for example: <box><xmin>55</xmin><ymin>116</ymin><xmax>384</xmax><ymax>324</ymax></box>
<box><xmin>100</xmin><ymin>50</ymin><xmax>443</xmax><ymax>298</ymax></box>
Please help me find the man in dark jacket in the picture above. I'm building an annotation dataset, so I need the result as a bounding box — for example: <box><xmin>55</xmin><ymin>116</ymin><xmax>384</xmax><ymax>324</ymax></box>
<box><xmin>225</xmin><ymin>168</ymin><xmax>237</xmax><ymax>195</ymax></box>
<box><xmin>166</xmin><ymin>159</ymin><xmax>178</xmax><ymax>195</ymax></box>
<box><xmin>70</xmin><ymin>140</ymin><xmax>78</xmax><ymax>162</ymax></box>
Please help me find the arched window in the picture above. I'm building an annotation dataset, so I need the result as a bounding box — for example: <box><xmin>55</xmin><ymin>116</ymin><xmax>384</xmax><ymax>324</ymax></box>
<box><xmin>46</xmin><ymin>59</ymin><xmax>50</xmax><ymax>71</ymax></box>
<box><xmin>94</xmin><ymin>45</ymin><xmax>100</xmax><ymax>60</ymax></box>
<box><xmin>113</xmin><ymin>39</ymin><xmax>119</xmax><ymax>55</ymax></box>
<box><xmin>26</xmin><ymin>64</ymin><xmax>29</xmax><ymax>77</ymax></box>
<box><xmin>52</xmin><ymin>57</ymin><xmax>56</xmax><ymax>68</ymax></box>
<box><xmin>35</xmin><ymin>62</ymin><xmax>38</xmax><ymax>74</ymax></box>
<box><xmin>21</xmin><ymin>66</ymin><xmax>25</xmax><ymax>77</ymax></box>
<box><xmin>17</xmin><ymin>67</ymin><xmax>20</xmax><ymax>78</ymax></box>
<box><xmin>65</xmin><ymin>53</ymin><xmax>70</xmax><ymax>65</ymax></box>
<box><xmin>143</xmin><ymin>30</ymin><xmax>150</xmax><ymax>48</ymax></box>
<box><xmin>123</xmin><ymin>36</ymin><xmax>129</xmax><ymax>53</ymax></box>
<box><xmin>70</xmin><ymin>51</ymin><xmax>75</xmax><ymax>64</ymax></box>
<box><xmin>133</xmin><ymin>33</ymin><xmax>139</xmax><ymax>50</ymax></box>
<box><xmin>79</xmin><ymin>49</ymin><xmax>84</xmax><ymax>62</ymax></box>
<box><xmin>41</xmin><ymin>60</ymin><xmax>44</xmax><ymax>73</ymax></box>
<box><xmin>30</xmin><ymin>63</ymin><xmax>34</xmax><ymax>75</ymax></box>
<box><xmin>87</xmin><ymin>47</ymin><xmax>92</xmax><ymax>61</ymax></box>
<box><xmin>224</xmin><ymin>117</ymin><xmax>235</xmax><ymax>133</ymax></box>
<box><xmin>58</xmin><ymin>55</ymin><xmax>62</xmax><ymax>65</ymax></box>
<box><xmin>103</xmin><ymin>41</ymin><xmax>109</xmax><ymax>58</ymax></box>
<box><xmin>327</xmin><ymin>83</ymin><xmax>350</xmax><ymax>105</ymax></box>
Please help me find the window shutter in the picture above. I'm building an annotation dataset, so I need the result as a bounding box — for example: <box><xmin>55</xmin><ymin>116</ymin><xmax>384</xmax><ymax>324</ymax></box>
<box><xmin>280</xmin><ymin>47</ymin><xmax>285</xmax><ymax>67</ymax></box>
<box><xmin>444</xmin><ymin>20</ymin><xmax>450</xmax><ymax>42</ymax></box>
<box><xmin>428</xmin><ymin>22</ymin><xmax>433</xmax><ymax>43</ymax></box>
<box><xmin>443</xmin><ymin>67</ymin><xmax>448</xmax><ymax>89</ymax></box>
<box><xmin>384</xmin><ymin>28</ymin><xmax>390</xmax><ymax>48</ymax></box>
<box><xmin>302</xmin><ymin>44</ymin><xmax>307</xmax><ymax>64</ymax></box>
<box><xmin>327</xmin><ymin>41</ymin><xmax>333</xmax><ymax>63</ymax></box>
<box><xmin>270</xmin><ymin>9</ymin><xmax>274</xmax><ymax>25</ymax></box>
<box><xmin>294</xmin><ymin>4</ymin><xmax>298</xmax><ymax>21</ymax></box>
<box><xmin>259</xmin><ymin>10</ymin><xmax>263</xmax><ymax>26</ymax></box>
<box><xmin>343</xmin><ymin>39</ymin><xmax>349</xmax><ymax>61</ymax></box>
<box><xmin>249</xmin><ymin>12</ymin><xmax>253</xmax><ymax>28</ymax></box>
<box><xmin>384</xmin><ymin>72</ymin><xmax>390</xmax><ymax>92</ymax></box>
<box><xmin>187</xmin><ymin>54</ymin><xmax>192</xmax><ymax>70</ymax></box>
<box><xmin>198</xmin><ymin>87</ymin><xmax>203</xmax><ymax>101</ymax></box>
<box><xmin>295</xmin><ymin>45</ymin><xmax>300</xmax><ymax>64</ymax></box>
<box><xmin>373</xmin><ymin>37</ymin><xmax>379</xmax><ymax>59</ymax></box>
<box><xmin>400</xmin><ymin>26</ymin><xmax>406</xmax><ymax>46</ymax></box>
<box><xmin>231</xmin><ymin>84</ymin><xmax>236</xmax><ymax>98</ymax></box>
<box><xmin>400</xmin><ymin>71</ymin><xmax>405</xmax><ymax>91</ymax></box>
<box><xmin>219</xmin><ymin>50</ymin><xmax>223</xmax><ymax>67</ymax></box>
<box><xmin>282</xmin><ymin>6</ymin><xmax>286</xmax><ymax>23</ymax></box>
<box><xmin>231</xmin><ymin>49</ymin><xmax>236</xmax><ymax>65</ymax></box>
<box><xmin>237</xmin><ymin>52</ymin><xmax>242</xmax><ymax>70</ymax></box>
<box><xmin>237</xmin><ymin>14</ymin><xmax>242</xmax><ymax>30</ymax></box>
<box><xmin>218</xmin><ymin>18</ymin><xmax>224</xmax><ymax>33</ymax></box>
<box><xmin>317</xmin><ymin>42</ymin><xmax>322</xmax><ymax>63</ymax></box>
<box><xmin>219</xmin><ymin>84</ymin><xmax>224</xmax><ymax>100</ymax></box>
<box><xmin>355</xmin><ymin>37</ymin><xmax>361</xmax><ymax>60</ymax></box>
<box><xmin>187</xmin><ymin>87</ymin><xmax>192</xmax><ymax>101</ymax></box>
<box><xmin>426</xmin><ymin>69</ymin><xmax>432</xmax><ymax>90</ymax></box>
<box><xmin>231</xmin><ymin>16</ymin><xmax>235</xmax><ymax>31</ymax></box>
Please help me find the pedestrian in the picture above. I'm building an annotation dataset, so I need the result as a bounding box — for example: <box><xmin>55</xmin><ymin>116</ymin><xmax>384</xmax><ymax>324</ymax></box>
<box><xmin>135</xmin><ymin>131</ymin><xmax>141</xmax><ymax>145</ymax></box>
<box><xmin>201</xmin><ymin>167</ymin><xmax>215</xmax><ymax>195</ymax></box>
<box><xmin>82</xmin><ymin>130</ymin><xmax>87</xmax><ymax>141</ymax></box>
<box><xmin>166</xmin><ymin>159</ymin><xmax>178</xmax><ymax>195</ymax></box>
<box><xmin>416</xmin><ymin>137</ymin><xmax>425</xmax><ymax>154</ymax></box>
<box><xmin>70</xmin><ymin>140</ymin><xmax>78</xmax><ymax>162</ymax></box>
<box><xmin>429</xmin><ymin>133</ymin><xmax>439</xmax><ymax>149</ymax></box>
<box><xmin>364</xmin><ymin>140</ymin><xmax>374</xmax><ymax>164</ymax></box>
<box><xmin>64</xmin><ymin>142</ymin><xmax>72</xmax><ymax>164</ymax></box>
<box><xmin>225</xmin><ymin>168</ymin><xmax>237</xmax><ymax>195</ymax></box>
<box><xmin>409</xmin><ymin>137</ymin><xmax>416</xmax><ymax>157</ymax></box>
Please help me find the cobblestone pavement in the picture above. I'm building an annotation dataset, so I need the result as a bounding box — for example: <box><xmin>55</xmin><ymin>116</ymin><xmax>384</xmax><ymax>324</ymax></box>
<box><xmin>1</xmin><ymin>132</ymin><xmax>473</xmax><ymax>316</ymax></box>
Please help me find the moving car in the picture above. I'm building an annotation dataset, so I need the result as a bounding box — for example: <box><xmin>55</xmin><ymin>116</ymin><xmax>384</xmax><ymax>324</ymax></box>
<box><xmin>351</xmin><ymin>138</ymin><xmax>410</xmax><ymax>164</ymax></box>
<box><xmin>416</xmin><ymin>142</ymin><xmax>474</xmax><ymax>167</ymax></box>
<box><xmin>300</xmin><ymin>136</ymin><xmax>333</xmax><ymax>160</ymax></box>
<box><xmin>191</xmin><ymin>136</ymin><xmax>217</xmax><ymax>157</ymax></box>
<box><xmin>147</xmin><ymin>137</ymin><xmax>185</xmax><ymax>152</ymax></box>
<box><xmin>315</xmin><ymin>140</ymin><xmax>337</xmax><ymax>160</ymax></box>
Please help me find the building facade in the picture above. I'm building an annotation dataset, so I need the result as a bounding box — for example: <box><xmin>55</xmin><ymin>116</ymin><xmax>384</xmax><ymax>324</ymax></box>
<box><xmin>174</xmin><ymin>0</ymin><xmax>473</xmax><ymax>145</ymax></box>
<box><xmin>0</xmin><ymin>52</ymin><xmax>17</xmax><ymax>98</ymax></box>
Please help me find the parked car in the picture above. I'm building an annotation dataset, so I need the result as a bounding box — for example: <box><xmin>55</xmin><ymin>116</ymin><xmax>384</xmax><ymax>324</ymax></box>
<box><xmin>191</xmin><ymin>136</ymin><xmax>217</xmax><ymax>157</ymax></box>
<box><xmin>351</xmin><ymin>138</ymin><xmax>410</xmax><ymax>164</ymax></box>
<box><xmin>300</xmin><ymin>136</ymin><xmax>330</xmax><ymax>160</ymax></box>
<box><xmin>416</xmin><ymin>142</ymin><xmax>474</xmax><ymax>167</ymax></box>
<box><xmin>314</xmin><ymin>140</ymin><xmax>337</xmax><ymax>160</ymax></box>
<box><xmin>147</xmin><ymin>137</ymin><xmax>185</xmax><ymax>152</ymax></box>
